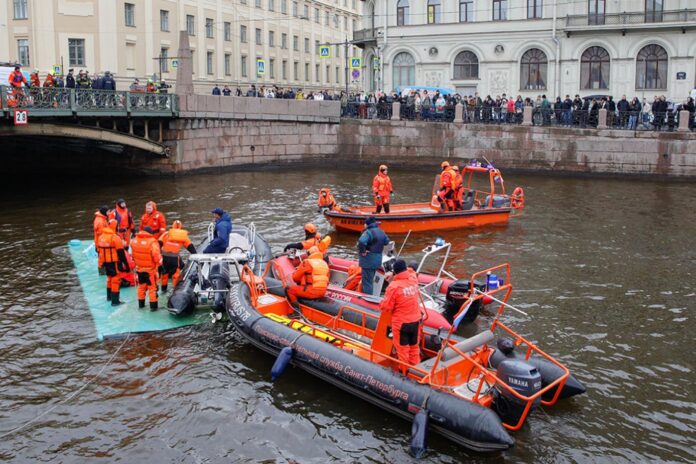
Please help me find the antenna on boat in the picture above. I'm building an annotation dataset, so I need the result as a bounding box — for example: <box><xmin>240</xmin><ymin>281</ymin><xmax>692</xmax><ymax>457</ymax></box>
<box><xmin>397</xmin><ymin>230</ymin><xmax>412</xmax><ymax>257</ymax></box>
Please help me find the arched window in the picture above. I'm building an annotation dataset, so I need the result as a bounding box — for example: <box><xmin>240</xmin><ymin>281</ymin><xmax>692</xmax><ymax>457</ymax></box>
<box><xmin>396</xmin><ymin>0</ymin><xmax>409</xmax><ymax>26</ymax></box>
<box><xmin>636</xmin><ymin>44</ymin><xmax>668</xmax><ymax>90</ymax></box>
<box><xmin>453</xmin><ymin>51</ymin><xmax>479</xmax><ymax>79</ymax></box>
<box><xmin>392</xmin><ymin>52</ymin><xmax>415</xmax><ymax>88</ymax></box>
<box><xmin>520</xmin><ymin>48</ymin><xmax>547</xmax><ymax>90</ymax></box>
<box><xmin>581</xmin><ymin>46</ymin><xmax>610</xmax><ymax>89</ymax></box>
<box><xmin>427</xmin><ymin>0</ymin><xmax>440</xmax><ymax>24</ymax></box>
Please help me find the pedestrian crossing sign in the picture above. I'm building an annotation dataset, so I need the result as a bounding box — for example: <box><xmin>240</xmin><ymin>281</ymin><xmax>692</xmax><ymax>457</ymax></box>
<box><xmin>350</xmin><ymin>57</ymin><xmax>362</xmax><ymax>69</ymax></box>
<box><xmin>319</xmin><ymin>46</ymin><xmax>331</xmax><ymax>58</ymax></box>
<box><xmin>53</xmin><ymin>65</ymin><xmax>62</xmax><ymax>76</ymax></box>
<box><xmin>257</xmin><ymin>59</ymin><xmax>266</xmax><ymax>76</ymax></box>
<box><xmin>171</xmin><ymin>59</ymin><xmax>179</xmax><ymax>69</ymax></box>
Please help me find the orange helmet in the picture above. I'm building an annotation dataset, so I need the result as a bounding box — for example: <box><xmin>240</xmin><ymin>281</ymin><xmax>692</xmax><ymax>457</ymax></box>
<box><xmin>308</xmin><ymin>246</ymin><xmax>320</xmax><ymax>255</ymax></box>
<box><xmin>441</xmin><ymin>161</ymin><xmax>450</xmax><ymax>169</ymax></box>
<box><xmin>379</xmin><ymin>164</ymin><xmax>388</xmax><ymax>172</ymax></box>
<box><xmin>172</xmin><ymin>220</ymin><xmax>182</xmax><ymax>229</ymax></box>
<box><xmin>304</xmin><ymin>223</ymin><xmax>317</xmax><ymax>234</ymax></box>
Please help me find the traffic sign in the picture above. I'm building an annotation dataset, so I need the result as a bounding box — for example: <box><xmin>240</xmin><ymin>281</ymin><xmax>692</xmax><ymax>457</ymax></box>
<box><xmin>256</xmin><ymin>59</ymin><xmax>266</xmax><ymax>76</ymax></box>
<box><xmin>319</xmin><ymin>46</ymin><xmax>331</xmax><ymax>58</ymax></box>
<box><xmin>171</xmin><ymin>59</ymin><xmax>179</xmax><ymax>69</ymax></box>
<box><xmin>53</xmin><ymin>65</ymin><xmax>62</xmax><ymax>76</ymax></box>
<box><xmin>350</xmin><ymin>57</ymin><xmax>361</xmax><ymax>69</ymax></box>
<box><xmin>14</xmin><ymin>110</ymin><xmax>28</xmax><ymax>126</ymax></box>
<box><xmin>351</xmin><ymin>69</ymin><xmax>360</xmax><ymax>79</ymax></box>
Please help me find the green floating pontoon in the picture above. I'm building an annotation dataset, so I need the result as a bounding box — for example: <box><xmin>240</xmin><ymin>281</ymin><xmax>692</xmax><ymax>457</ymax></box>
<box><xmin>69</xmin><ymin>239</ymin><xmax>210</xmax><ymax>340</ymax></box>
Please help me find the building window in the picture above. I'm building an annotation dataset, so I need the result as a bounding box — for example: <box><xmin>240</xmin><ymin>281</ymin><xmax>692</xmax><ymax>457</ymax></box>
<box><xmin>207</xmin><ymin>51</ymin><xmax>214</xmax><ymax>75</ymax></box>
<box><xmin>269</xmin><ymin>31</ymin><xmax>275</xmax><ymax>47</ymax></box>
<box><xmin>255</xmin><ymin>0</ymin><xmax>262</xmax><ymax>7</ymax></box>
<box><xmin>325</xmin><ymin>11</ymin><xmax>330</xmax><ymax>26</ymax></box>
<box><xmin>13</xmin><ymin>0</ymin><xmax>28</xmax><ymax>19</ymax></box>
<box><xmin>520</xmin><ymin>48</ymin><xmax>547</xmax><ymax>90</ymax></box>
<box><xmin>293</xmin><ymin>61</ymin><xmax>299</xmax><ymax>80</ymax></box>
<box><xmin>588</xmin><ymin>0</ymin><xmax>605</xmax><ymax>25</ymax></box>
<box><xmin>125</xmin><ymin>3</ymin><xmax>135</xmax><ymax>26</ymax></box>
<box><xmin>392</xmin><ymin>52</ymin><xmax>415</xmax><ymax>88</ymax></box>
<box><xmin>636</xmin><ymin>44</ymin><xmax>668</xmax><ymax>90</ymax></box>
<box><xmin>353</xmin><ymin>19</ymin><xmax>356</xmax><ymax>31</ymax></box>
<box><xmin>315</xmin><ymin>64</ymin><xmax>320</xmax><ymax>82</ymax></box>
<box><xmin>645</xmin><ymin>0</ymin><xmax>663</xmax><ymax>22</ymax></box>
<box><xmin>325</xmin><ymin>65</ymin><xmax>330</xmax><ymax>83</ymax></box>
<box><xmin>224</xmin><ymin>22</ymin><xmax>231</xmax><ymax>41</ymax></box>
<box><xmin>305</xmin><ymin>63</ymin><xmax>310</xmax><ymax>81</ymax></box>
<box><xmin>68</xmin><ymin>38</ymin><xmax>85</xmax><ymax>66</ymax></box>
<box><xmin>333</xmin><ymin>14</ymin><xmax>339</xmax><ymax>27</ymax></box>
<box><xmin>205</xmin><ymin>18</ymin><xmax>214</xmax><ymax>38</ymax></box>
<box><xmin>427</xmin><ymin>0</ymin><xmax>440</xmax><ymax>24</ymax></box>
<box><xmin>293</xmin><ymin>35</ymin><xmax>299</xmax><ymax>50</ymax></box>
<box><xmin>581</xmin><ymin>46</ymin><xmax>610</xmax><ymax>89</ymax></box>
<box><xmin>256</xmin><ymin>28</ymin><xmax>262</xmax><ymax>45</ymax></box>
<box><xmin>528</xmin><ymin>0</ymin><xmax>542</xmax><ymax>19</ymax></box>
<box><xmin>270</xmin><ymin>59</ymin><xmax>275</xmax><ymax>78</ymax></box>
<box><xmin>17</xmin><ymin>39</ymin><xmax>29</xmax><ymax>66</ymax></box>
<box><xmin>314</xmin><ymin>7</ymin><xmax>320</xmax><ymax>23</ymax></box>
<box><xmin>160</xmin><ymin>47</ymin><xmax>169</xmax><ymax>73</ymax></box>
<box><xmin>224</xmin><ymin>54</ymin><xmax>231</xmax><ymax>75</ymax></box>
<box><xmin>269</xmin><ymin>0</ymin><xmax>275</xmax><ymax>11</ymax></box>
<box><xmin>304</xmin><ymin>37</ymin><xmax>310</xmax><ymax>53</ymax></box>
<box><xmin>343</xmin><ymin>16</ymin><xmax>348</xmax><ymax>30</ymax></box>
<box><xmin>459</xmin><ymin>0</ymin><xmax>472</xmax><ymax>22</ymax></box>
<box><xmin>303</xmin><ymin>5</ymin><xmax>309</xmax><ymax>18</ymax></box>
<box><xmin>281</xmin><ymin>33</ymin><xmax>287</xmax><ymax>49</ymax></box>
<box><xmin>396</xmin><ymin>0</ymin><xmax>409</xmax><ymax>25</ymax></box>
<box><xmin>241</xmin><ymin>56</ymin><xmax>248</xmax><ymax>77</ymax></box>
<box><xmin>315</xmin><ymin>40</ymin><xmax>320</xmax><ymax>54</ymax></box>
<box><xmin>160</xmin><ymin>10</ymin><xmax>169</xmax><ymax>31</ymax></box>
<box><xmin>336</xmin><ymin>66</ymin><xmax>340</xmax><ymax>83</ymax></box>
<box><xmin>282</xmin><ymin>60</ymin><xmax>287</xmax><ymax>79</ymax></box>
<box><xmin>336</xmin><ymin>45</ymin><xmax>341</xmax><ymax>58</ymax></box>
<box><xmin>292</xmin><ymin>1</ymin><xmax>298</xmax><ymax>17</ymax></box>
<box><xmin>186</xmin><ymin>15</ymin><xmax>195</xmax><ymax>35</ymax></box>
<box><xmin>453</xmin><ymin>51</ymin><xmax>478</xmax><ymax>79</ymax></box>
<box><xmin>241</xmin><ymin>25</ymin><xmax>248</xmax><ymax>43</ymax></box>
<box><xmin>281</xmin><ymin>0</ymin><xmax>288</xmax><ymax>14</ymax></box>
<box><xmin>493</xmin><ymin>0</ymin><xmax>507</xmax><ymax>20</ymax></box>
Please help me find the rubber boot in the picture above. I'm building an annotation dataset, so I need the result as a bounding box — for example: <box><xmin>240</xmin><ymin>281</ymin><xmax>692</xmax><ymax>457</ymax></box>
<box><xmin>161</xmin><ymin>285</ymin><xmax>167</xmax><ymax>293</ymax></box>
<box><xmin>111</xmin><ymin>291</ymin><xmax>125</xmax><ymax>306</ymax></box>
<box><xmin>149</xmin><ymin>301</ymin><xmax>158</xmax><ymax>311</ymax></box>
<box><xmin>138</xmin><ymin>299</ymin><xmax>145</xmax><ymax>309</ymax></box>
<box><xmin>107</xmin><ymin>288</ymin><xmax>112</xmax><ymax>301</ymax></box>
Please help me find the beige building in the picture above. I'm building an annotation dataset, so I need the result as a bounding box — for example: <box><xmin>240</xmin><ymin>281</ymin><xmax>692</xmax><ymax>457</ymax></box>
<box><xmin>1</xmin><ymin>0</ymin><xmax>363</xmax><ymax>92</ymax></box>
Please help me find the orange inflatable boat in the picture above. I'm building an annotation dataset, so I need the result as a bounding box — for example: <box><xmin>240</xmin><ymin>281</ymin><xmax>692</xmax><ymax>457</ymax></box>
<box><xmin>321</xmin><ymin>165</ymin><xmax>525</xmax><ymax>234</ymax></box>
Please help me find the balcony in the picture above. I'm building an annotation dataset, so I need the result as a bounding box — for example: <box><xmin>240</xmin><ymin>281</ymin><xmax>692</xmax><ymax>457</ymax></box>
<box><xmin>352</xmin><ymin>28</ymin><xmax>378</xmax><ymax>48</ymax></box>
<box><xmin>564</xmin><ymin>9</ymin><xmax>696</xmax><ymax>34</ymax></box>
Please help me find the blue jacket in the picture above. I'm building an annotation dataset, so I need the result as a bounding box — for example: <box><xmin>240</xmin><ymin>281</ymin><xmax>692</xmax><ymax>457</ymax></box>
<box><xmin>357</xmin><ymin>223</ymin><xmax>389</xmax><ymax>270</ymax></box>
<box><xmin>203</xmin><ymin>213</ymin><xmax>232</xmax><ymax>253</ymax></box>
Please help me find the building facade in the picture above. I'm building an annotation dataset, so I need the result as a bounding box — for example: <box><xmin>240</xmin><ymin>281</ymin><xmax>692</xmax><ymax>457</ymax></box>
<box><xmin>1</xmin><ymin>0</ymin><xmax>363</xmax><ymax>92</ymax></box>
<box><xmin>354</xmin><ymin>0</ymin><xmax>696</xmax><ymax>100</ymax></box>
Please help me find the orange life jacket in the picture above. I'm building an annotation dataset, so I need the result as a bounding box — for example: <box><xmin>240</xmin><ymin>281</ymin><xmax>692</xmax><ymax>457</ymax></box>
<box><xmin>344</xmin><ymin>264</ymin><xmax>362</xmax><ymax>292</ymax></box>
<box><xmin>379</xmin><ymin>271</ymin><xmax>422</xmax><ymax>325</ymax></box>
<box><xmin>93</xmin><ymin>212</ymin><xmax>108</xmax><ymax>244</ymax></box>
<box><xmin>301</xmin><ymin>234</ymin><xmax>331</xmax><ymax>253</ymax></box>
<box><xmin>318</xmin><ymin>189</ymin><xmax>337</xmax><ymax>209</ymax></box>
<box><xmin>43</xmin><ymin>75</ymin><xmax>54</xmax><ymax>87</ymax></box>
<box><xmin>109</xmin><ymin>206</ymin><xmax>134</xmax><ymax>234</ymax></box>
<box><xmin>440</xmin><ymin>168</ymin><xmax>456</xmax><ymax>189</ymax></box>
<box><xmin>160</xmin><ymin>228</ymin><xmax>192</xmax><ymax>255</ymax></box>
<box><xmin>131</xmin><ymin>231</ymin><xmax>162</xmax><ymax>270</ymax></box>
<box><xmin>9</xmin><ymin>70</ymin><xmax>26</xmax><ymax>88</ymax></box>
<box><xmin>372</xmin><ymin>173</ymin><xmax>393</xmax><ymax>196</ymax></box>
<box><xmin>293</xmin><ymin>252</ymin><xmax>329</xmax><ymax>290</ymax></box>
<box><xmin>96</xmin><ymin>228</ymin><xmax>124</xmax><ymax>265</ymax></box>
<box><xmin>452</xmin><ymin>172</ymin><xmax>463</xmax><ymax>190</ymax></box>
<box><xmin>140</xmin><ymin>205</ymin><xmax>167</xmax><ymax>238</ymax></box>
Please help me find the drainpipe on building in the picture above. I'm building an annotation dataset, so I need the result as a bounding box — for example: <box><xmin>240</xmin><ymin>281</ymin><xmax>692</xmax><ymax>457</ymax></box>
<box><xmin>382</xmin><ymin>0</ymin><xmax>388</xmax><ymax>92</ymax></box>
<box><xmin>552</xmin><ymin>0</ymin><xmax>561</xmax><ymax>98</ymax></box>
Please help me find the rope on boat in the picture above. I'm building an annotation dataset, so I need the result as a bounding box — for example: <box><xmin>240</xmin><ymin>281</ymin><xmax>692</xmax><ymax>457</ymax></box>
<box><xmin>0</xmin><ymin>333</ymin><xmax>132</xmax><ymax>440</ymax></box>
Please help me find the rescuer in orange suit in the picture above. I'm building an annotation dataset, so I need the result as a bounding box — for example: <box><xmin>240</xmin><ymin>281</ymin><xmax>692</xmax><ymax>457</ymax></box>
<box><xmin>131</xmin><ymin>226</ymin><xmax>163</xmax><ymax>310</ymax></box>
<box><xmin>286</xmin><ymin>246</ymin><xmax>330</xmax><ymax>308</ymax></box>
<box><xmin>284</xmin><ymin>223</ymin><xmax>331</xmax><ymax>253</ymax></box>
<box><xmin>450</xmin><ymin>165</ymin><xmax>464</xmax><ymax>211</ymax></box>
<box><xmin>8</xmin><ymin>65</ymin><xmax>28</xmax><ymax>108</ymax></box>
<box><xmin>343</xmin><ymin>264</ymin><xmax>362</xmax><ymax>292</ymax></box>
<box><xmin>317</xmin><ymin>187</ymin><xmax>339</xmax><ymax>212</ymax></box>
<box><xmin>379</xmin><ymin>259</ymin><xmax>423</xmax><ymax>365</ymax></box>
<box><xmin>108</xmin><ymin>198</ymin><xmax>135</xmax><ymax>247</ymax></box>
<box><xmin>159</xmin><ymin>220</ymin><xmax>197</xmax><ymax>292</ymax></box>
<box><xmin>372</xmin><ymin>164</ymin><xmax>393</xmax><ymax>214</ymax></box>
<box><xmin>96</xmin><ymin>219</ymin><xmax>130</xmax><ymax>306</ymax></box>
<box><xmin>139</xmin><ymin>201</ymin><xmax>167</xmax><ymax>239</ymax></box>
<box><xmin>93</xmin><ymin>205</ymin><xmax>109</xmax><ymax>274</ymax></box>
<box><xmin>29</xmin><ymin>69</ymin><xmax>40</xmax><ymax>88</ymax></box>
<box><xmin>437</xmin><ymin>161</ymin><xmax>457</xmax><ymax>212</ymax></box>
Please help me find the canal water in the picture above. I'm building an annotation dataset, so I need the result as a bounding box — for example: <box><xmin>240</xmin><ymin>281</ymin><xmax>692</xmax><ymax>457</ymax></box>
<box><xmin>0</xmin><ymin>168</ymin><xmax>693</xmax><ymax>463</ymax></box>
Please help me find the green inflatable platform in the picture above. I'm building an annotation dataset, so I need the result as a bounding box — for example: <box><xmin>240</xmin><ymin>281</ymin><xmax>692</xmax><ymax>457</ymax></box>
<box><xmin>69</xmin><ymin>239</ymin><xmax>211</xmax><ymax>340</ymax></box>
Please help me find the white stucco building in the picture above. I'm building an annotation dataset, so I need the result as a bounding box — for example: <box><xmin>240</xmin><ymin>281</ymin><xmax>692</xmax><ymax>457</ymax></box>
<box><xmin>354</xmin><ymin>0</ymin><xmax>696</xmax><ymax>100</ymax></box>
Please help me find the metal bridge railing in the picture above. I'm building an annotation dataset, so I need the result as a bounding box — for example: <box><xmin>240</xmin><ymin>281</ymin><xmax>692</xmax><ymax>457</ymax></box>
<box><xmin>1</xmin><ymin>86</ymin><xmax>178</xmax><ymax>117</ymax></box>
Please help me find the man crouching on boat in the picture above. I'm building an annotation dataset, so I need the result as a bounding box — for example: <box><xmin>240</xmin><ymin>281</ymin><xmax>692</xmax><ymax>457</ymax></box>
<box><xmin>380</xmin><ymin>259</ymin><xmax>422</xmax><ymax>365</ymax></box>
<box><xmin>285</xmin><ymin>246</ymin><xmax>330</xmax><ymax>310</ymax></box>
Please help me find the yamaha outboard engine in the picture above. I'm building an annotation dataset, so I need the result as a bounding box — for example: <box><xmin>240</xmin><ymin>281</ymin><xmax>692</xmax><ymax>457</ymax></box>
<box><xmin>209</xmin><ymin>261</ymin><xmax>231</xmax><ymax>312</ymax></box>
<box><xmin>443</xmin><ymin>280</ymin><xmax>485</xmax><ymax>323</ymax></box>
<box><xmin>492</xmin><ymin>359</ymin><xmax>542</xmax><ymax>426</ymax></box>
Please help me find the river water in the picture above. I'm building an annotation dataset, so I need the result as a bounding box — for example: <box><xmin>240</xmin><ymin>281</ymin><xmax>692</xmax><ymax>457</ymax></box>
<box><xmin>0</xmin><ymin>168</ymin><xmax>694</xmax><ymax>463</ymax></box>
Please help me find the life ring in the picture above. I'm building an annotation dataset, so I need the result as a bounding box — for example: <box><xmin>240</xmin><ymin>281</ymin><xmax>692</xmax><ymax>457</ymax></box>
<box><xmin>511</xmin><ymin>187</ymin><xmax>525</xmax><ymax>209</ymax></box>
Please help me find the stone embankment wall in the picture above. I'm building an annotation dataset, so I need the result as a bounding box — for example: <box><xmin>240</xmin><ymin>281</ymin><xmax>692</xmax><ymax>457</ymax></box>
<box><xmin>157</xmin><ymin>96</ymin><xmax>340</xmax><ymax>173</ymax></box>
<box><xmin>337</xmin><ymin>120</ymin><xmax>696</xmax><ymax>178</ymax></box>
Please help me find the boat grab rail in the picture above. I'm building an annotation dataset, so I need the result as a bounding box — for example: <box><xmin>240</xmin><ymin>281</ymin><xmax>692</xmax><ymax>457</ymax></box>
<box><xmin>329</xmin><ymin>304</ymin><xmax>379</xmax><ymax>338</ymax></box>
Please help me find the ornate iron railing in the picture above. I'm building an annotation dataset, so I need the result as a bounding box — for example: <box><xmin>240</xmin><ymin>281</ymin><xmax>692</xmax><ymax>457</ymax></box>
<box><xmin>566</xmin><ymin>9</ymin><xmax>696</xmax><ymax>27</ymax></box>
<box><xmin>0</xmin><ymin>86</ymin><xmax>179</xmax><ymax>117</ymax></box>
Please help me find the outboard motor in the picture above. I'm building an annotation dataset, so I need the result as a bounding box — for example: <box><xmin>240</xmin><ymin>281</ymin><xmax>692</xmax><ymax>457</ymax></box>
<box><xmin>209</xmin><ymin>261</ymin><xmax>231</xmax><ymax>311</ymax></box>
<box><xmin>492</xmin><ymin>359</ymin><xmax>542</xmax><ymax>426</ymax></box>
<box><xmin>443</xmin><ymin>280</ymin><xmax>485</xmax><ymax>323</ymax></box>
<box><xmin>168</xmin><ymin>275</ymin><xmax>197</xmax><ymax>316</ymax></box>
